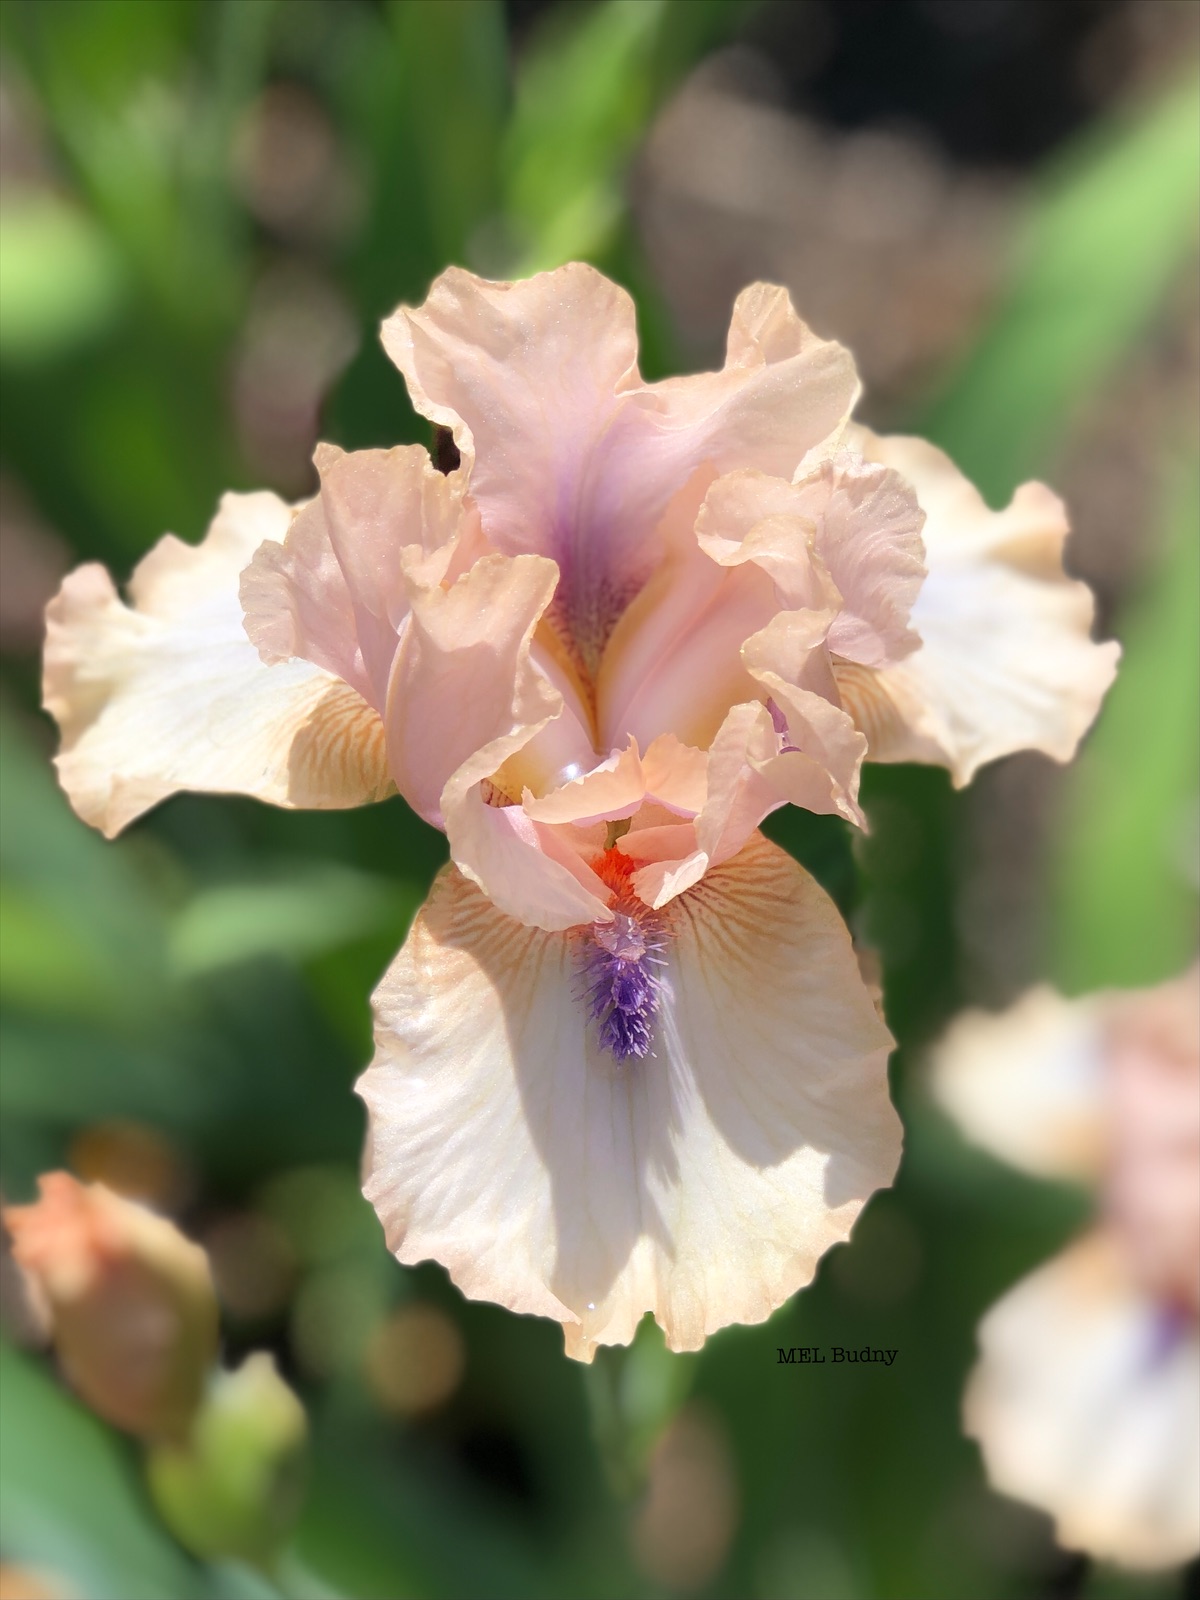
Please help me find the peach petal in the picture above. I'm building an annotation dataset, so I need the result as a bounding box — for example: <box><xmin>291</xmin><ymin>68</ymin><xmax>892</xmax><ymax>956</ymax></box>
<box><xmin>44</xmin><ymin>493</ymin><xmax>391</xmax><ymax>837</ymax></box>
<box><xmin>696</xmin><ymin>459</ymin><xmax>925</xmax><ymax>667</ymax></box>
<box><xmin>641</xmin><ymin>734</ymin><xmax>708</xmax><ymax>815</ymax></box>
<box><xmin>385</xmin><ymin>551</ymin><xmax>561</xmax><ymax>826</ymax></box>
<box><xmin>444</xmin><ymin>787</ymin><xmax>611</xmax><ymax>932</ymax></box>
<box><xmin>358</xmin><ymin>833</ymin><xmax>897</xmax><ymax>1362</ymax></box>
<box><xmin>631</xmin><ymin>849</ymin><xmax>710</xmax><ymax>910</ymax></box>
<box><xmin>240</xmin><ymin>492</ymin><xmax>368</xmax><ymax>701</ymax></box>
<box><xmin>616</xmin><ymin>823</ymin><xmax>701</xmax><ymax>864</ymax></box>
<box><xmin>932</xmin><ymin>987</ymin><xmax>1108</xmax><ymax>1182</ymax></box>
<box><xmin>521</xmin><ymin>743</ymin><xmax>646</xmax><ymax>827</ymax></box>
<box><xmin>790</xmin><ymin>458</ymin><xmax>925</xmax><ymax>667</ymax></box>
<box><xmin>241</xmin><ymin>444</ymin><xmax>468</xmax><ymax>713</ymax></box>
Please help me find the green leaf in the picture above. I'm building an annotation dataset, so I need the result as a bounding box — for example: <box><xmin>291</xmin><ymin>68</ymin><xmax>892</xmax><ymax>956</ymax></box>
<box><xmin>0</xmin><ymin>1341</ymin><xmax>206</xmax><ymax>1600</ymax></box>
<box><xmin>0</xmin><ymin>195</ymin><xmax>127</xmax><ymax>362</ymax></box>
<box><xmin>502</xmin><ymin>0</ymin><xmax>749</xmax><ymax>273</ymax></box>
<box><xmin>1051</xmin><ymin>448</ymin><xmax>1200</xmax><ymax>990</ymax></box>
<box><xmin>169</xmin><ymin>868</ymin><xmax>418</xmax><ymax>978</ymax></box>
<box><xmin>921</xmin><ymin>71</ymin><xmax>1200</xmax><ymax>503</ymax></box>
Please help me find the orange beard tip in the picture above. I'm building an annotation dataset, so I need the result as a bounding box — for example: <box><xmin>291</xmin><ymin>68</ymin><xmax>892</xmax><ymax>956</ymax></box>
<box><xmin>593</xmin><ymin>844</ymin><xmax>637</xmax><ymax>896</ymax></box>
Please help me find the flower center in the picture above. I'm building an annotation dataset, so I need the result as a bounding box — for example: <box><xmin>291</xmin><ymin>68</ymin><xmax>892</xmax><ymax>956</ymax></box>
<box><xmin>579</xmin><ymin>850</ymin><xmax>667</xmax><ymax>1063</ymax></box>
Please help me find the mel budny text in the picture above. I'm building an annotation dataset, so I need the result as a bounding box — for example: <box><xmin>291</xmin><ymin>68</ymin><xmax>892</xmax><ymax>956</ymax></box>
<box><xmin>777</xmin><ymin>1347</ymin><xmax>899</xmax><ymax>1366</ymax></box>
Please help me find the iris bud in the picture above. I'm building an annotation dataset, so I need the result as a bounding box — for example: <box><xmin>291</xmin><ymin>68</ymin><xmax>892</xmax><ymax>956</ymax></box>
<box><xmin>4</xmin><ymin>1173</ymin><xmax>218</xmax><ymax>1440</ymax></box>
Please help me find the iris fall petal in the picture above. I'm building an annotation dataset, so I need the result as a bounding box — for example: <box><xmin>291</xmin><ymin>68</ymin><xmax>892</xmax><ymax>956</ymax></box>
<box><xmin>44</xmin><ymin>492</ymin><xmax>391</xmax><ymax>836</ymax></box>
<box><xmin>358</xmin><ymin>832</ymin><xmax>899</xmax><ymax>1361</ymax></box>
<box><xmin>839</xmin><ymin>430</ymin><xmax>1119</xmax><ymax>784</ymax></box>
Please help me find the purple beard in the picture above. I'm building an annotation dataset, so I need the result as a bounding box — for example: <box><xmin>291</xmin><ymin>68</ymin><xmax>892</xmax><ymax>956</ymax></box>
<box><xmin>580</xmin><ymin>909</ymin><xmax>666</xmax><ymax>1062</ymax></box>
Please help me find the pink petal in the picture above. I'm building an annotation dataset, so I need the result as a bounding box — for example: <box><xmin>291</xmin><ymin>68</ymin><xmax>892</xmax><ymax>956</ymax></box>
<box><xmin>382</xmin><ymin>266</ymin><xmax>858</xmax><ymax>675</ymax></box>
<box><xmin>385</xmin><ymin>551</ymin><xmax>561</xmax><ymax>825</ymax></box>
<box><xmin>241</xmin><ymin>443</ymin><xmax>468</xmax><ymax>714</ymax></box>
<box><xmin>932</xmin><ymin>987</ymin><xmax>1108</xmax><ymax>1182</ymax></box>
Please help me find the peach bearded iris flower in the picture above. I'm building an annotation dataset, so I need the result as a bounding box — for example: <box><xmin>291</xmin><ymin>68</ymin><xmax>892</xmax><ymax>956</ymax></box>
<box><xmin>43</xmin><ymin>264</ymin><xmax>1116</xmax><ymax>1360</ymax></box>
<box><xmin>935</xmin><ymin>969</ymin><xmax>1200</xmax><ymax>1568</ymax></box>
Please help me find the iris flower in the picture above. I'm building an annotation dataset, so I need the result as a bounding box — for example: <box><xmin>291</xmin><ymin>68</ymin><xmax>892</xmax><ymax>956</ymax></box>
<box><xmin>935</xmin><ymin>969</ymin><xmax>1200</xmax><ymax>1567</ymax></box>
<box><xmin>44</xmin><ymin>264</ymin><xmax>1117</xmax><ymax>1359</ymax></box>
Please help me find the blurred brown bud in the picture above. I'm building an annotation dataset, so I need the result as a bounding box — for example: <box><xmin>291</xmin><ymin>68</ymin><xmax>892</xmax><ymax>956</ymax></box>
<box><xmin>632</xmin><ymin>1403</ymin><xmax>738</xmax><ymax>1592</ymax></box>
<box><xmin>363</xmin><ymin>1302</ymin><xmax>466</xmax><ymax>1417</ymax></box>
<box><xmin>3</xmin><ymin>1173</ymin><xmax>218</xmax><ymax>1440</ymax></box>
<box><xmin>0</xmin><ymin>1565</ymin><xmax>71</xmax><ymax>1600</ymax></box>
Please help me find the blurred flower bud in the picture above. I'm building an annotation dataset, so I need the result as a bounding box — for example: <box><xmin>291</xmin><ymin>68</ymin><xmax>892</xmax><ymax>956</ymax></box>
<box><xmin>0</xmin><ymin>1565</ymin><xmax>72</xmax><ymax>1600</ymax></box>
<box><xmin>3</xmin><ymin>1173</ymin><xmax>218</xmax><ymax>1440</ymax></box>
<box><xmin>146</xmin><ymin>1354</ymin><xmax>307</xmax><ymax>1567</ymax></box>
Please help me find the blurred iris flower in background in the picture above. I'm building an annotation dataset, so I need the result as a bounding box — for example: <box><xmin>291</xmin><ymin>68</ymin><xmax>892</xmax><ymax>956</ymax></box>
<box><xmin>935</xmin><ymin>968</ymin><xmax>1200</xmax><ymax>1570</ymax></box>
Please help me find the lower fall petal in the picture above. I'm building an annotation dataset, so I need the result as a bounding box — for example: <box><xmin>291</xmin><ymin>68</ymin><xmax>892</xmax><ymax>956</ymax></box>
<box><xmin>44</xmin><ymin>492</ymin><xmax>392</xmax><ymax>837</ymax></box>
<box><xmin>357</xmin><ymin>833</ymin><xmax>899</xmax><ymax>1362</ymax></box>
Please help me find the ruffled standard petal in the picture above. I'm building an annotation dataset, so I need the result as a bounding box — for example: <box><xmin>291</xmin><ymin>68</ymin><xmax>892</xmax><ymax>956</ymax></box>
<box><xmin>840</xmin><ymin>430</ymin><xmax>1120</xmax><ymax>785</ymax></box>
<box><xmin>386</xmin><ymin>548</ymin><xmax>610</xmax><ymax>931</ymax></box>
<box><xmin>696</xmin><ymin>460</ymin><xmax>925</xmax><ymax>667</ymax></box>
<box><xmin>931</xmin><ymin>987</ymin><xmax>1108</xmax><ymax>1183</ymax></box>
<box><xmin>966</xmin><ymin>1232</ymin><xmax>1200</xmax><ymax>1569</ymax></box>
<box><xmin>358</xmin><ymin>832</ymin><xmax>898</xmax><ymax>1362</ymax></box>
<box><xmin>241</xmin><ymin>443</ymin><xmax>468</xmax><ymax>713</ymax></box>
<box><xmin>385</xmin><ymin>550</ymin><xmax>562</xmax><ymax>825</ymax></box>
<box><xmin>44</xmin><ymin>493</ymin><xmax>392</xmax><ymax>837</ymax></box>
<box><xmin>384</xmin><ymin>267</ymin><xmax>858</xmax><ymax>676</ymax></box>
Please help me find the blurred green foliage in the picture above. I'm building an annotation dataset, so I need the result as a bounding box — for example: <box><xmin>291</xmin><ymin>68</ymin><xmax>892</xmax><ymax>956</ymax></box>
<box><xmin>0</xmin><ymin>1</ymin><xmax>1196</xmax><ymax>1597</ymax></box>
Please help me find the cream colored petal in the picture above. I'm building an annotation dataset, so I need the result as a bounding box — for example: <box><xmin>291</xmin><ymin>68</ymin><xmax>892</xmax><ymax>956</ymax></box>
<box><xmin>641</xmin><ymin>734</ymin><xmax>708</xmax><ymax>815</ymax></box>
<box><xmin>843</xmin><ymin>431</ymin><xmax>1120</xmax><ymax>785</ymax></box>
<box><xmin>966</xmin><ymin>1232</ymin><xmax>1200</xmax><ymax>1569</ymax></box>
<box><xmin>931</xmin><ymin>986</ymin><xmax>1108</xmax><ymax>1182</ymax></box>
<box><xmin>521</xmin><ymin>743</ymin><xmax>646</xmax><ymax>827</ymax></box>
<box><xmin>44</xmin><ymin>493</ymin><xmax>391</xmax><ymax>837</ymax></box>
<box><xmin>241</xmin><ymin>443</ymin><xmax>469</xmax><ymax>713</ymax></box>
<box><xmin>358</xmin><ymin>833</ymin><xmax>898</xmax><ymax>1362</ymax></box>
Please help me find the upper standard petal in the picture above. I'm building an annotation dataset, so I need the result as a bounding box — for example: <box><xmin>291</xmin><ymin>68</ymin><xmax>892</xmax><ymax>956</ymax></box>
<box><xmin>382</xmin><ymin>265</ymin><xmax>859</xmax><ymax>681</ymax></box>
<box><xmin>241</xmin><ymin>443</ymin><xmax>469</xmax><ymax>715</ymax></box>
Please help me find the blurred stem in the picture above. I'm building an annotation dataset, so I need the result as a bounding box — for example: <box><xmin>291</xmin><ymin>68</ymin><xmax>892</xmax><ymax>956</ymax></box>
<box><xmin>583</xmin><ymin>1346</ymin><xmax>640</xmax><ymax>1502</ymax></box>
